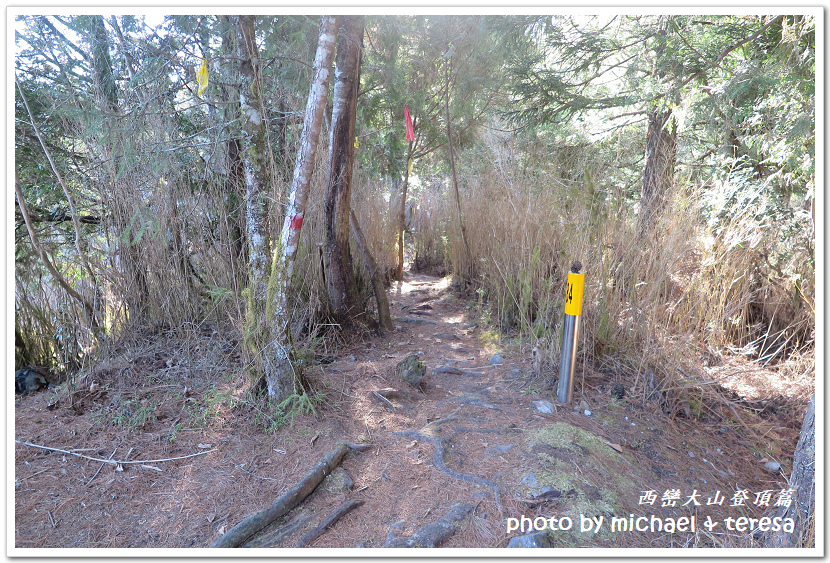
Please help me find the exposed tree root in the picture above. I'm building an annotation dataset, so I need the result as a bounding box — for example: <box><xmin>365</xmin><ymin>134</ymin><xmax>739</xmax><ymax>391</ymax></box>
<box><xmin>394</xmin><ymin>428</ymin><xmax>502</xmax><ymax>512</ymax></box>
<box><xmin>452</xmin><ymin>426</ymin><xmax>523</xmax><ymax>435</ymax></box>
<box><xmin>296</xmin><ymin>499</ymin><xmax>364</xmax><ymax>547</ymax></box>
<box><xmin>242</xmin><ymin>514</ymin><xmax>314</xmax><ymax>548</ymax></box>
<box><xmin>383</xmin><ymin>502</ymin><xmax>474</xmax><ymax>547</ymax></box>
<box><xmin>212</xmin><ymin>441</ymin><xmax>369</xmax><ymax>548</ymax></box>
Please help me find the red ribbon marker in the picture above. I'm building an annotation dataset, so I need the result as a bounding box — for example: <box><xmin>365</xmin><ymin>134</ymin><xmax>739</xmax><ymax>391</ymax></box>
<box><xmin>404</xmin><ymin>104</ymin><xmax>415</xmax><ymax>142</ymax></box>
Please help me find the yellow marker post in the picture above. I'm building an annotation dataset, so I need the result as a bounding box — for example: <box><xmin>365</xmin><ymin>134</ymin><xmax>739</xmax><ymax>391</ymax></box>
<box><xmin>558</xmin><ymin>261</ymin><xmax>585</xmax><ymax>404</ymax></box>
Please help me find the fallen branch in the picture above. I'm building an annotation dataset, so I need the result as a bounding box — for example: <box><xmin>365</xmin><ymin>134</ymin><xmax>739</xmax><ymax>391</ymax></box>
<box><xmin>296</xmin><ymin>499</ymin><xmax>364</xmax><ymax>548</ymax></box>
<box><xmin>86</xmin><ymin>447</ymin><xmax>117</xmax><ymax>486</ymax></box>
<box><xmin>15</xmin><ymin>440</ymin><xmax>215</xmax><ymax>466</ymax></box>
<box><xmin>384</xmin><ymin>502</ymin><xmax>473</xmax><ymax>547</ymax></box>
<box><xmin>370</xmin><ymin>390</ymin><xmax>396</xmax><ymax>412</ymax></box>
<box><xmin>212</xmin><ymin>441</ymin><xmax>369</xmax><ymax>548</ymax></box>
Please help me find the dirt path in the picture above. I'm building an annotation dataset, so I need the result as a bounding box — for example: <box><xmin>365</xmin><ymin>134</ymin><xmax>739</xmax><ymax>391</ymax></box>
<box><xmin>14</xmin><ymin>273</ymin><xmax>805</xmax><ymax>549</ymax></box>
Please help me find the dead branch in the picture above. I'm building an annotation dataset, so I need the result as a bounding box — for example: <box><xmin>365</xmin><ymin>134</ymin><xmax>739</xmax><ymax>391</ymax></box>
<box><xmin>86</xmin><ymin>447</ymin><xmax>117</xmax><ymax>486</ymax></box>
<box><xmin>384</xmin><ymin>502</ymin><xmax>474</xmax><ymax>547</ymax></box>
<box><xmin>15</xmin><ymin>440</ymin><xmax>215</xmax><ymax>466</ymax></box>
<box><xmin>295</xmin><ymin>499</ymin><xmax>364</xmax><ymax>548</ymax></box>
<box><xmin>211</xmin><ymin>441</ymin><xmax>368</xmax><ymax>548</ymax></box>
<box><xmin>370</xmin><ymin>390</ymin><xmax>396</xmax><ymax>411</ymax></box>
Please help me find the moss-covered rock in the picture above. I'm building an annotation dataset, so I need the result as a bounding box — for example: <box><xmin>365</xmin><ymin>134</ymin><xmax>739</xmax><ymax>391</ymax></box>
<box><xmin>397</xmin><ymin>353</ymin><xmax>426</xmax><ymax>389</ymax></box>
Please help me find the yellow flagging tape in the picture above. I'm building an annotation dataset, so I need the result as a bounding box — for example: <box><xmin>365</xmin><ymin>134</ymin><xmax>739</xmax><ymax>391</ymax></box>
<box><xmin>196</xmin><ymin>58</ymin><xmax>209</xmax><ymax>96</ymax></box>
<box><xmin>564</xmin><ymin>272</ymin><xmax>585</xmax><ymax>316</ymax></box>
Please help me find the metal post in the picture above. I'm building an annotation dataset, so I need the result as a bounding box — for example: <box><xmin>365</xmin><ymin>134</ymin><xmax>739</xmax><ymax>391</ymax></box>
<box><xmin>557</xmin><ymin>261</ymin><xmax>585</xmax><ymax>404</ymax></box>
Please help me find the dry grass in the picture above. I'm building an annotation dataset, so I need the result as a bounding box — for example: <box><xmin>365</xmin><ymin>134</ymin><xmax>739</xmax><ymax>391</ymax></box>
<box><xmin>403</xmin><ymin>120</ymin><xmax>815</xmax><ymax>418</ymax></box>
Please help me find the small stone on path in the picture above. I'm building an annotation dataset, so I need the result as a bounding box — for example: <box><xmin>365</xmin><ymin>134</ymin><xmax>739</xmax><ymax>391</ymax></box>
<box><xmin>484</xmin><ymin>444</ymin><xmax>513</xmax><ymax>456</ymax></box>
<box><xmin>507</xmin><ymin>532</ymin><xmax>551</xmax><ymax>548</ymax></box>
<box><xmin>521</xmin><ymin>473</ymin><xmax>538</xmax><ymax>487</ymax></box>
<box><xmin>532</xmin><ymin>400</ymin><xmax>554</xmax><ymax>414</ymax></box>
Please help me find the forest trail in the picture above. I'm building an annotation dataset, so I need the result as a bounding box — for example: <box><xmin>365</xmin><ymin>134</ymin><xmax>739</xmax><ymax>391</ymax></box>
<box><xmin>14</xmin><ymin>273</ymin><xmax>806</xmax><ymax>549</ymax></box>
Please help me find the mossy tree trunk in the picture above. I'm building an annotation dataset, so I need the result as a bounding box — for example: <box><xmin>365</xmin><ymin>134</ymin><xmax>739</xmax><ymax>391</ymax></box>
<box><xmin>260</xmin><ymin>15</ymin><xmax>339</xmax><ymax>400</ymax></box>
<box><xmin>236</xmin><ymin>15</ymin><xmax>276</xmax><ymax>394</ymax></box>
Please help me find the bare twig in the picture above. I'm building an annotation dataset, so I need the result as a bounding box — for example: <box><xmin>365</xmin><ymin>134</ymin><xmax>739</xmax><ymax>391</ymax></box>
<box><xmin>86</xmin><ymin>447</ymin><xmax>117</xmax><ymax>486</ymax></box>
<box><xmin>18</xmin><ymin>468</ymin><xmax>50</xmax><ymax>482</ymax></box>
<box><xmin>15</xmin><ymin>440</ymin><xmax>216</xmax><ymax>466</ymax></box>
<box><xmin>234</xmin><ymin>463</ymin><xmax>278</xmax><ymax>482</ymax></box>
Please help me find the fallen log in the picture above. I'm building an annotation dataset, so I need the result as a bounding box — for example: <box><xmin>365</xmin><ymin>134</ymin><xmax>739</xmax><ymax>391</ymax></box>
<box><xmin>212</xmin><ymin>442</ymin><xmax>369</xmax><ymax>548</ymax></box>
<box><xmin>296</xmin><ymin>499</ymin><xmax>364</xmax><ymax>548</ymax></box>
<box><xmin>384</xmin><ymin>502</ymin><xmax>473</xmax><ymax>547</ymax></box>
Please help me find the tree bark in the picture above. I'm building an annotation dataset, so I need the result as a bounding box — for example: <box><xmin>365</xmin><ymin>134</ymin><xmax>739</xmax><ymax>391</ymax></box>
<box><xmin>637</xmin><ymin>109</ymin><xmax>677</xmax><ymax>237</ymax></box>
<box><xmin>765</xmin><ymin>396</ymin><xmax>815</xmax><ymax>548</ymax></box>
<box><xmin>295</xmin><ymin>499</ymin><xmax>364</xmax><ymax>547</ymax></box>
<box><xmin>236</xmin><ymin>15</ymin><xmax>270</xmax><ymax>289</ymax></box>
<box><xmin>235</xmin><ymin>15</ymin><xmax>280</xmax><ymax>393</ymax></box>
<box><xmin>264</xmin><ymin>15</ymin><xmax>339</xmax><ymax>400</ymax></box>
<box><xmin>324</xmin><ymin>15</ymin><xmax>363</xmax><ymax>321</ymax></box>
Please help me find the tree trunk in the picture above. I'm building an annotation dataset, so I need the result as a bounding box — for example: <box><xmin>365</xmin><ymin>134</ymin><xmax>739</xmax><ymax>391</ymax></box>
<box><xmin>765</xmin><ymin>396</ymin><xmax>815</xmax><ymax>548</ymax></box>
<box><xmin>89</xmin><ymin>15</ymin><xmax>118</xmax><ymax>112</ymax></box>
<box><xmin>637</xmin><ymin>108</ymin><xmax>677</xmax><ymax>237</ymax></box>
<box><xmin>235</xmin><ymin>15</ymin><xmax>279</xmax><ymax>393</ymax></box>
<box><xmin>86</xmin><ymin>15</ymin><xmax>150</xmax><ymax>323</ymax></box>
<box><xmin>444</xmin><ymin>54</ymin><xmax>472</xmax><ymax>280</ymax></box>
<box><xmin>395</xmin><ymin>141</ymin><xmax>415</xmax><ymax>281</ymax></box>
<box><xmin>350</xmin><ymin>209</ymin><xmax>394</xmax><ymax>331</ymax></box>
<box><xmin>236</xmin><ymin>15</ymin><xmax>270</xmax><ymax>287</ymax></box>
<box><xmin>219</xmin><ymin>15</ymin><xmax>246</xmax><ymax>287</ymax></box>
<box><xmin>324</xmin><ymin>15</ymin><xmax>363</xmax><ymax>321</ymax></box>
<box><xmin>264</xmin><ymin>15</ymin><xmax>339</xmax><ymax>400</ymax></box>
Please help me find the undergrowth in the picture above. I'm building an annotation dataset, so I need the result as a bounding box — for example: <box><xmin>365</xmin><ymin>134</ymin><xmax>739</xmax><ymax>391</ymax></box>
<box><xmin>411</xmin><ymin>123</ymin><xmax>815</xmax><ymax>417</ymax></box>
